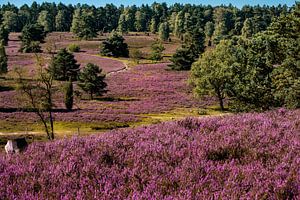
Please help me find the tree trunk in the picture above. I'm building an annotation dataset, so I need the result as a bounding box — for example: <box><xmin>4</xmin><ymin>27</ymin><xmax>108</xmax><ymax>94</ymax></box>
<box><xmin>49</xmin><ymin>110</ymin><xmax>54</xmax><ymax>140</ymax></box>
<box><xmin>216</xmin><ymin>89</ymin><xmax>225</xmax><ymax>111</ymax></box>
<box><xmin>219</xmin><ymin>97</ymin><xmax>224</xmax><ymax>111</ymax></box>
<box><xmin>90</xmin><ymin>92</ymin><xmax>93</xmax><ymax>100</ymax></box>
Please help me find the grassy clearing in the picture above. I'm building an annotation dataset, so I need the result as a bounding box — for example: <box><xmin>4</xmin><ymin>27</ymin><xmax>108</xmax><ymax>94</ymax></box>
<box><xmin>135</xmin><ymin>106</ymin><xmax>230</xmax><ymax>127</ymax></box>
<box><xmin>0</xmin><ymin>105</ymin><xmax>229</xmax><ymax>140</ymax></box>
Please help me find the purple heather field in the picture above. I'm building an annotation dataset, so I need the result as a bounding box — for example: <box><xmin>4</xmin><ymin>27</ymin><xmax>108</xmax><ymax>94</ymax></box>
<box><xmin>0</xmin><ymin>109</ymin><xmax>299</xmax><ymax>199</ymax></box>
<box><xmin>0</xmin><ymin>63</ymin><xmax>210</xmax><ymax>124</ymax></box>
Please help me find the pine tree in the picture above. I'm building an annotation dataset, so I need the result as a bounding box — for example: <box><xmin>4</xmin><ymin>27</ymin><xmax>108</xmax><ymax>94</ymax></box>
<box><xmin>78</xmin><ymin>63</ymin><xmax>107</xmax><ymax>100</ymax></box>
<box><xmin>100</xmin><ymin>31</ymin><xmax>129</xmax><ymax>57</ymax></box>
<box><xmin>19</xmin><ymin>23</ymin><xmax>46</xmax><ymax>53</ymax></box>
<box><xmin>149</xmin><ymin>40</ymin><xmax>165</xmax><ymax>61</ymax></box>
<box><xmin>169</xmin><ymin>45</ymin><xmax>196</xmax><ymax>71</ymax></box>
<box><xmin>49</xmin><ymin>48</ymin><xmax>80</xmax><ymax>81</ymax></box>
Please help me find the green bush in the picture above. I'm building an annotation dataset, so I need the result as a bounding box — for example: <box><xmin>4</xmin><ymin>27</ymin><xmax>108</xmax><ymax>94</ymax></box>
<box><xmin>130</xmin><ymin>49</ymin><xmax>143</xmax><ymax>63</ymax></box>
<box><xmin>67</xmin><ymin>44</ymin><xmax>80</xmax><ymax>52</ymax></box>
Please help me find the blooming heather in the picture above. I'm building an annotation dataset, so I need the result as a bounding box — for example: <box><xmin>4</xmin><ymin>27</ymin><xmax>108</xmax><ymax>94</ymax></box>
<box><xmin>0</xmin><ymin>63</ymin><xmax>210</xmax><ymax>124</ymax></box>
<box><xmin>0</xmin><ymin>109</ymin><xmax>299</xmax><ymax>199</ymax></box>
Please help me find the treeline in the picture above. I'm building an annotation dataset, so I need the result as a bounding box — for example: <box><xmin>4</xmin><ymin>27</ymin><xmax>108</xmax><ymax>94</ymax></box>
<box><xmin>0</xmin><ymin>2</ymin><xmax>292</xmax><ymax>42</ymax></box>
<box><xmin>190</xmin><ymin>4</ymin><xmax>300</xmax><ymax>111</ymax></box>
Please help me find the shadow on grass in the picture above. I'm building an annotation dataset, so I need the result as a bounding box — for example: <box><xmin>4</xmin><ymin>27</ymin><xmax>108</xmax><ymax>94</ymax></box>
<box><xmin>0</xmin><ymin>86</ymin><xmax>14</xmax><ymax>92</ymax></box>
<box><xmin>91</xmin><ymin>123</ymin><xmax>130</xmax><ymax>130</ymax></box>
<box><xmin>0</xmin><ymin>108</ymin><xmax>80</xmax><ymax>113</ymax></box>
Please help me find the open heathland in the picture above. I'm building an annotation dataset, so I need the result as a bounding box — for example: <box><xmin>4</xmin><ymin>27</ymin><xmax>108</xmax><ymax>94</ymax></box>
<box><xmin>0</xmin><ymin>109</ymin><xmax>299</xmax><ymax>199</ymax></box>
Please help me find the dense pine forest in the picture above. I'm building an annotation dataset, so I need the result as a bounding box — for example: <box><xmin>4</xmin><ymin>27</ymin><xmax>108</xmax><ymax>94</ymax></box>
<box><xmin>0</xmin><ymin>2</ymin><xmax>292</xmax><ymax>39</ymax></box>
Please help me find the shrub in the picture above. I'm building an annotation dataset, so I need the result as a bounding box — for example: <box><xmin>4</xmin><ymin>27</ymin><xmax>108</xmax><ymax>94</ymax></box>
<box><xmin>130</xmin><ymin>49</ymin><xmax>143</xmax><ymax>63</ymax></box>
<box><xmin>67</xmin><ymin>44</ymin><xmax>80</xmax><ymax>52</ymax></box>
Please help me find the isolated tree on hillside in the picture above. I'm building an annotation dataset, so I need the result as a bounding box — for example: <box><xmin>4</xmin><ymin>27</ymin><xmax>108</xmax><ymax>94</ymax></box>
<box><xmin>78</xmin><ymin>63</ymin><xmax>107</xmax><ymax>100</ymax></box>
<box><xmin>100</xmin><ymin>32</ymin><xmax>129</xmax><ymax>57</ymax></box>
<box><xmin>0</xmin><ymin>26</ymin><xmax>9</xmax><ymax>46</ymax></box>
<box><xmin>0</xmin><ymin>43</ymin><xmax>8</xmax><ymax>74</ymax></box>
<box><xmin>158</xmin><ymin>22</ymin><xmax>170</xmax><ymax>41</ymax></box>
<box><xmin>19</xmin><ymin>23</ymin><xmax>46</xmax><ymax>53</ymax></box>
<box><xmin>49</xmin><ymin>48</ymin><xmax>80</xmax><ymax>81</ymax></box>
<box><xmin>150</xmin><ymin>40</ymin><xmax>165</xmax><ymax>62</ymax></box>
<box><xmin>15</xmin><ymin>56</ymin><xmax>55</xmax><ymax>140</ymax></box>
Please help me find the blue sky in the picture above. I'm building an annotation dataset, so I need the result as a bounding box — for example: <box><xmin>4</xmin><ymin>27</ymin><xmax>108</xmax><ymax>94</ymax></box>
<box><xmin>4</xmin><ymin>0</ymin><xmax>296</xmax><ymax>8</ymax></box>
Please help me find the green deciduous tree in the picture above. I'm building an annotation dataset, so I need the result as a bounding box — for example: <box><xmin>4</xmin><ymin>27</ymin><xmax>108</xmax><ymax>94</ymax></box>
<box><xmin>49</xmin><ymin>48</ymin><xmax>80</xmax><ymax>81</ymax></box>
<box><xmin>78</xmin><ymin>63</ymin><xmax>107</xmax><ymax>100</ymax></box>
<box><xmin>100</xmin><ymin>31</ymin><xmax>129</xmax><ymax>57</ymax></box>
<box><xmin>190</xmin><ymin>40</ymin><xmax>235</xmax><ymax>110</ymax></box>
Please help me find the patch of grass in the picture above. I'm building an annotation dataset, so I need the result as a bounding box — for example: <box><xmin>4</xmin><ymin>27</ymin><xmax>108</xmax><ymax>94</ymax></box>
<box><xmin>134</xmin><ymin>107</ymin><xmax>229</xmax><ymax>127</ymax></box>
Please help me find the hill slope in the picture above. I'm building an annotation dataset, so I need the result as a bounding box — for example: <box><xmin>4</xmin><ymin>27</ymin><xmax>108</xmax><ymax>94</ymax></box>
<box><xmin>0</xmin><ymin>109</ymin><xmax>299</xmax><ymax>199</ymax></box>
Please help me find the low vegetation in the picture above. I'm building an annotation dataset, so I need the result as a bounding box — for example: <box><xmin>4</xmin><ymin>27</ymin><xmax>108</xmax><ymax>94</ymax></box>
<box><xmin>0</xmin><ymin>109</ymin><xmax>299</xmax><ymax>198</ymax></box>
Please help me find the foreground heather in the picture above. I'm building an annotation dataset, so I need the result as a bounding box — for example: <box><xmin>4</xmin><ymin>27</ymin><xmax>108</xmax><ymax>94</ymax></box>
<box><xmin>0</xmin><ymin>109</ymin><xmax>299</xmax><ymax>199</ymax></box>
